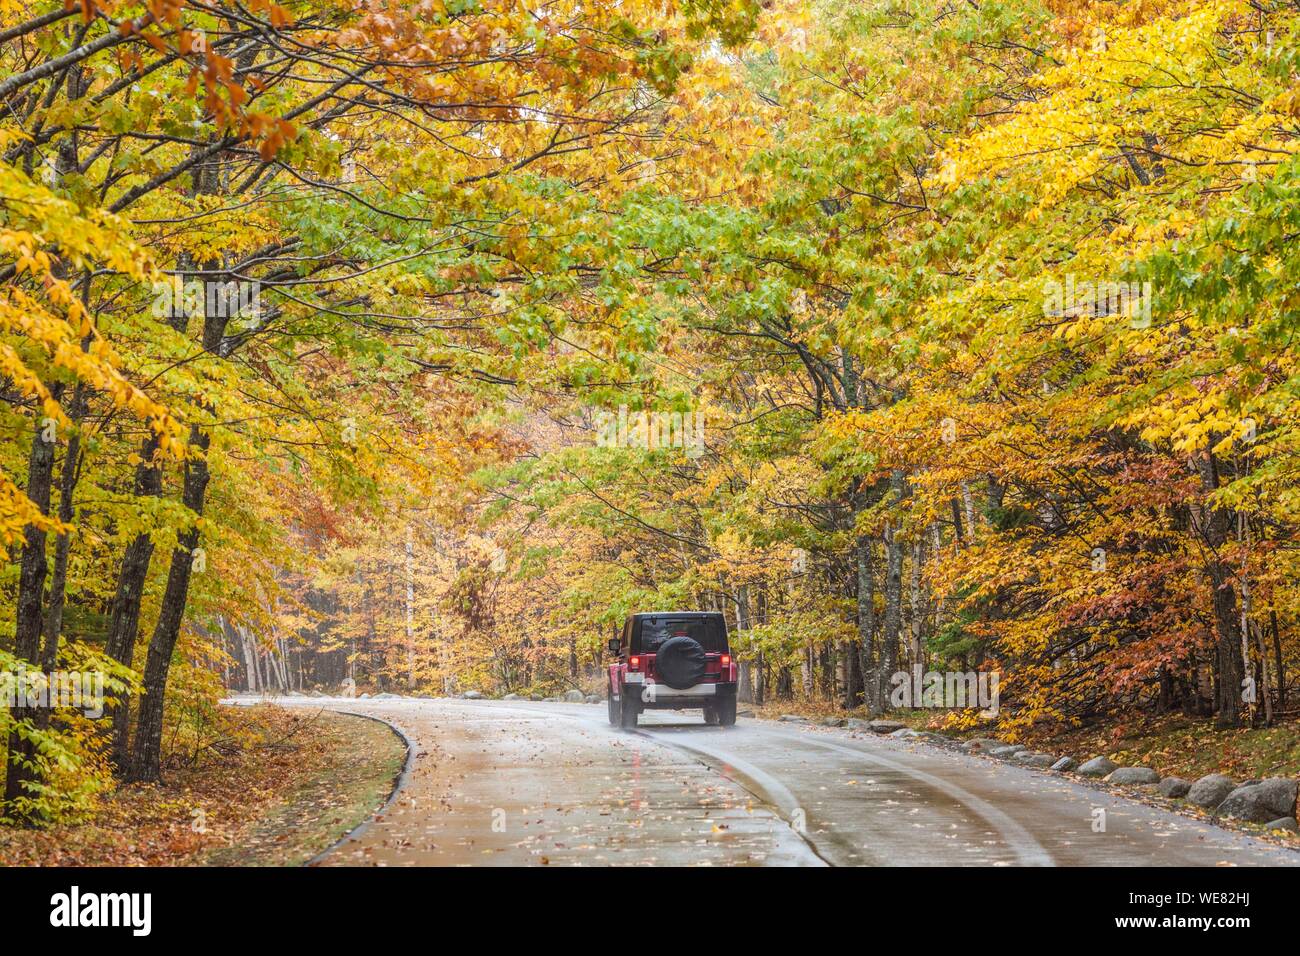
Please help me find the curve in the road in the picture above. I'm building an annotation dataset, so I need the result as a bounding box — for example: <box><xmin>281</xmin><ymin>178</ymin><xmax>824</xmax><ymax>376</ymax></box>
<box><xmin>769</xmin><ymin>730</ymin><xmax>1054</xmax><ymax>865</ymax></box>
<box><xmin>631</xmin><ymin>727</ymin><xmax>834</xmax><ymax>865</ymax></box>
<box><xmin>304</xmin><ymin>709</ymin><xmax>416</xmax><ymax>865</ymax></box>
<box><xmin>639</xmin><ymin>725</ymin><xmax>1054</xmax><ymax>866</ymax></box>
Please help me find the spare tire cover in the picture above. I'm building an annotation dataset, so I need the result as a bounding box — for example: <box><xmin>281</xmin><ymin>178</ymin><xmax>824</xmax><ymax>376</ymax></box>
<box><xmin>655</xmin><ymin>636</ymin><xmax>707</xmax><ymax>689</ymax></box>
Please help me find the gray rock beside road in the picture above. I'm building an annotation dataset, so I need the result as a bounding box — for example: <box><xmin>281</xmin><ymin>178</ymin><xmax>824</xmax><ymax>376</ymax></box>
<box><xmin>1187</xmin><ymin>774</ymin><xmax>1237</xmax><ymax>809</ymax></box>
<box><xmin>1264</xmin><ymin>817</ymin><xmax>1298</xmax><ymax>832</ymax></box>
<box><xmin>963</xmin><ymin>737</ymin><xmax>1003</xmax><ymax>753</ymax></box>
<box><xmin>1014</xmin><ymin>752</ymin><xmax>1057</xmax><ymax>769</ymax></box>
<box><xmin>563</xmin><ymin>689</ymin><xmax>585</xmax><ymax>702</ymax></box>
<box><xmin>1106</xmin><ymin>767</ymin><xmax>1161</xmax><ymax>786</ymax></box>
<box><xmin>1216</xmin><ymin>778</ymin><xmax>1299</xmax><ymax>823</ymax></box>
<box><xmin>1077</xmin><ymin>756</ymin><xmax>1118</xmax><ymax>777</ymax></box>
<box><xmin>502</xmin><ymin>693</ymin><xmax>521</xmax><ymax>700</ymax></box>
<box><xmin>462</xmin><ymin>690</ymin><xmax>484</xmax><ymax>700</ymax></box>
<box><xmin>990</xmin><ymin>744</ymin><xmax>1026</xmax><ymax>758</ymax></box>
<box><xmin>891</xmin><ymin>728</ymin><xmax>924</xmax><ymax>738</ymax></box>
<box><xmin>779</xmin><ymin>714</ymin><xmax>810</xmax><ymax>723</ymax></box>
<box><xmin>1158</xmin><ymin>777</ymin><xmax>1191</xmax><ymax>798</ymax></box>
<box><xmin>818</xmin><ymin>716</ymin><xmax>847</xmax><ymax>727</ymax></box>
<box><xmin>1051</xmin><ymin>757</ymin><xmax>1078</xmax><ymax>772</ymax></box>
<box><xmin>867</xmin><ymin>720</ymin><xmax>906</xmax><ymax>733</ymax></box>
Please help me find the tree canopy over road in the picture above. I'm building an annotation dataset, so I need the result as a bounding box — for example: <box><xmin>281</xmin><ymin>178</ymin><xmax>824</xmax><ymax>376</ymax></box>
<box><xmin>4</xmin><ymin>0</ymin><xmax>1300</xmax><ymax>824</ymax></box>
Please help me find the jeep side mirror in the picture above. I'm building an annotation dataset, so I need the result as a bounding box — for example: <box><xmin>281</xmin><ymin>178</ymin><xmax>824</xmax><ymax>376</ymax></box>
<box><xmin>607</xmin><ymin>638</ymin><xmax>621</xmax><ymax>654</ymax></box>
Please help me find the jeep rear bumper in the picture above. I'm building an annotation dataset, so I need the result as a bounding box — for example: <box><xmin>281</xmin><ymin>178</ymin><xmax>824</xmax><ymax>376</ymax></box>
<box><xmin>625</xmin><ymin>680</ymin><xmax>737</xmax><ymax>708</ymax></box>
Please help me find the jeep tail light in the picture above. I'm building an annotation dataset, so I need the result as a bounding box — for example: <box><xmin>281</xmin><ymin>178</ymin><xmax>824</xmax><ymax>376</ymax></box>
<box><xmin>629</xmin><ymin>656</ymin><xmax>641</xmax><ymax>670</ymax></box>
<box><xmin>721</xmin><ymin>654</ymin><xmax>730</xmax><ymax>667</ymax></box>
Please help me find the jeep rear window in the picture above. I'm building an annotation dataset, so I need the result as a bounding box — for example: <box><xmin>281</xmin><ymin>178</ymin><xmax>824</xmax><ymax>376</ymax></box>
<box><xmin>636</xmin><ymin>618</ymin><xmax>727</xmax><ymax>654</ymax></box>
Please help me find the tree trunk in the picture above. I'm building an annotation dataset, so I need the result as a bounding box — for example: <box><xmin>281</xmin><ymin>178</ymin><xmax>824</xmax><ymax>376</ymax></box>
<box><xmin>1195</xmin><ymin>451</ymin><xmax>1243</xmax><ymax>728</ymax></box>
<box><xmin>856</xmin><ymin>535</ymin><xmax>880</xmax><ymax>714</ymax></box>
<box><xmin>22</xmin><ymin>390</ymin><xmax>88</xmax><ymax>805</ymax></box>
<box><xmin>1254</xmin><ymin>620</ymin><xmax>1274</xmax><ymax>726</ymax></box>
<box><xmin>1195</xmin><ymin>662</ymin><xmax>1215</xmax><ymax>716</ymax></box>
<box><xmin>40</xmin><ymin>383</ymin><xmax>86</xmax><ymax>676</ymax></box>
<box><xmin>880</xmin><ymin>470</ymin><xmax>908</xmax><ymax>710</ymax></box>
<box><xmin>104</xmin><ymin>432</ymin><xmax>163</xmax><ymax>767</ymax></box>
<box><xmin>908</xmin><ymin>533</ymin><xmax>925</xmax><ymax>669</ymax></box>
<box><xmin>3</xmin><ymin>409</ymin><xmax>61</xmax><ymax>814</ymax></box>
<box><xmin>241</xmin><ymin>625</ymin><xmax>259</xmax><ymax>693</ymax></box>
<box><xmin>1270</xmin><ymin>611</ymin><xmax>1286</xmax><ymax>711</ymax></box>
<box><xmin>841</xmin><ymin>639</ymin><xmax>860</xmax><ymax>710</ymax></box>
<box><xmin>405</xmin><ymin>530</ymin><xmax>416</xmax><ymax>688</ymax></box>
<box><xmin>125</xmin><ymin>419</ymin><xmax>212</xmax><ymax>782</ymax></box>
<box><xmin>733</xmin><ymin>584</ymin><xmax>754</xmax><ymax>704</ymax></box>
<box><xmin>961</xmin><ymin>481</ymin><xmax>976</xmax><ymax>540</ymax></box>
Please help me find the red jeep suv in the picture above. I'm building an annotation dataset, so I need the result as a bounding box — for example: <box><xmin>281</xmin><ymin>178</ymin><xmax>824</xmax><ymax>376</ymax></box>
<box><xmin>607</xmin><ymin>612</ymin><xmax>738</xmax><ymax>728</ymax></box>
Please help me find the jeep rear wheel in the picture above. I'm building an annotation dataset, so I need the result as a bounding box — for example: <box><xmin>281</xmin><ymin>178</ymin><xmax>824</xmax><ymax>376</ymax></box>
<box><xmin>718</xmin><ymin>696</ymin><xmax>736</xmax><ymax>727</ymax></box>
<box><xmin>619</xmin><ymin>688</ymin><xmax>639</xmax><ymax>729</ymax></box>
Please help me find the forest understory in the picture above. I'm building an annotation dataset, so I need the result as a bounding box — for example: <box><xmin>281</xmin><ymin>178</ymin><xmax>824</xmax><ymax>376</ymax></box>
<box><xmin>0</xmin><ymin>705</ymin><xmax>403</xmax><ymax>865</ymax></box>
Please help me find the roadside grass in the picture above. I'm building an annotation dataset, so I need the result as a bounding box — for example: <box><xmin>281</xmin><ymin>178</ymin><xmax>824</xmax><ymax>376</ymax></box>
<box><xmin>0</xmin><ymin>705</ymin><xmax>404</xmax><ymax>866</ymax></box>
<box><xmin>205</xmin><ymin>709</ymin><xmax>404</xmax><ymax>865</ymax></box>
<box><xmin>1020</xmin><ymin>715</ymin><xmax>1300</xmax><ymax>782</ymax></box>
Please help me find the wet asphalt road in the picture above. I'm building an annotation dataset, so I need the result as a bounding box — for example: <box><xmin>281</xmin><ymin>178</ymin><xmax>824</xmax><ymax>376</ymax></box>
<box><xmin>232</xmin><ymin>696</ymin><xmax>1300</xmax><ymax>867</ymax></box>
